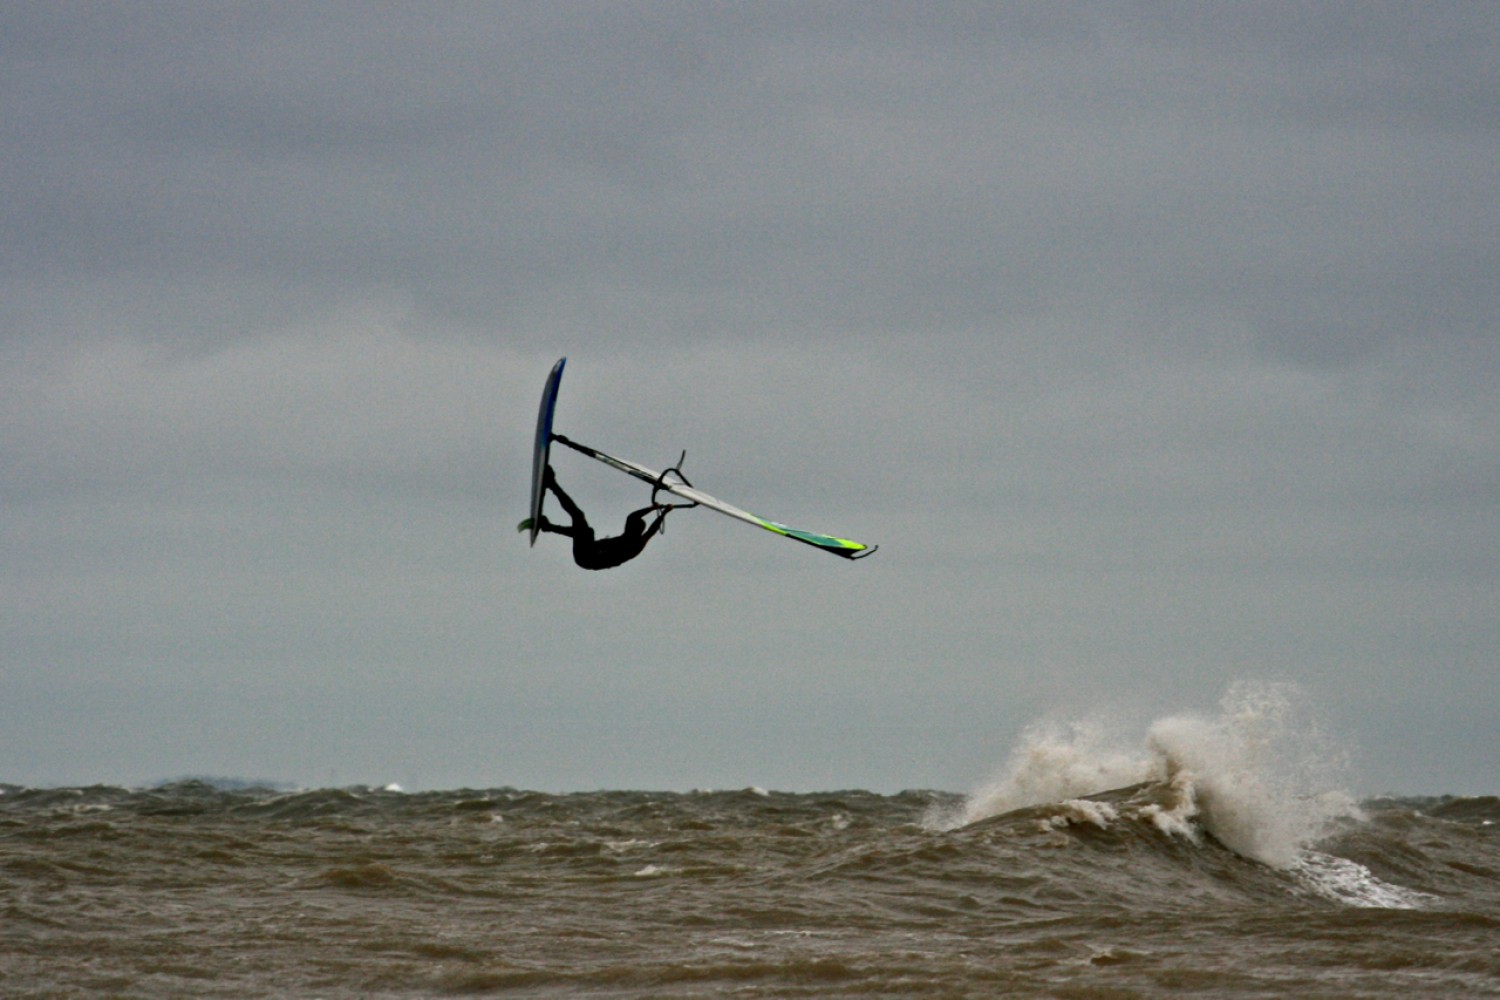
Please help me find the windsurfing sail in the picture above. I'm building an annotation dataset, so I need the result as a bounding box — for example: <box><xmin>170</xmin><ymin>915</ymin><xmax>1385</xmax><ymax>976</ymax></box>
<box><xmin>552</xmin><ymin>433</ymin><xmax>876</xmax><ymax>560</ymax></box>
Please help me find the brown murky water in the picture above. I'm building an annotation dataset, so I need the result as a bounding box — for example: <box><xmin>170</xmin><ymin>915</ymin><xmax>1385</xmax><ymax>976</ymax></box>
<box><xmin>3</xmin><ymin>781</ymin><xmax>1497</xmax><ymax>997</ymax></box>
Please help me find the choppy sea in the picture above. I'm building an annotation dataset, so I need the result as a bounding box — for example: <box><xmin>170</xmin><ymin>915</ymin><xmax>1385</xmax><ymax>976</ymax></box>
<box><xmin>4</xmin><ymin>687</ymin><xmax>1497</xmax><ymax>997</ymax></box>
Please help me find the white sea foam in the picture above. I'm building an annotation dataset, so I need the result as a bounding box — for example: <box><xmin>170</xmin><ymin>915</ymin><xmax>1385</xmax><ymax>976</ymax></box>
<box><xmin>945</xmin><ymin>681</ymin><xmax>1364</xmax><ymax>868</ymax></box>
<box><xmin>1135</xmin><ymin>769</ymin><xmax>1202</xmax><ymax>843</ymax></box>
<box><xmin>1041</xmin><ymin>799</ymin><xmax>1119</xmax><ymax>832</ymax></box>
<box><xmin>1291</xmin><ymin>851</ymin><xmax>1436</xmax><ymax>909</ymax></box>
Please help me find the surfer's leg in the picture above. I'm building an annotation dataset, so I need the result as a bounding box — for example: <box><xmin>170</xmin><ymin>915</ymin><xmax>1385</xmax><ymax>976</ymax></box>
<box><xmin>544</xmin><ymin>467</ymin><xmax>589</xmax><ymax>529</ymax></box>
<box><xmin>535</xmin><ymin>516</ymin><xmax>576</xmax><ymax>538</ymax></box>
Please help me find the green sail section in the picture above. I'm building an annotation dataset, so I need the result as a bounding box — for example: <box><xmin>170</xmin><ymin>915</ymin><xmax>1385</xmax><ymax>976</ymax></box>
<box><xmin>753</xmin><ymin>519</ymin><xmax>871</xmax><ymax>556</ymax></box>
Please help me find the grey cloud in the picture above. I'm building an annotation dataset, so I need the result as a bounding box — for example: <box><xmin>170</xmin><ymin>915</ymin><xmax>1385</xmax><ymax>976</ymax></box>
<box><xmin>2</xmin><ymin>3</ymin><xmax>1496</xmax><ymax>794</ymax></box>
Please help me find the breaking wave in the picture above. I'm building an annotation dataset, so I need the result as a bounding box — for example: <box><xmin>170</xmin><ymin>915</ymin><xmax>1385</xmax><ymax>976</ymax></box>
<box><xmin>929</xmin><ymin>680</ymin><xmax>1422</xmax><ymax>906</ymax></box>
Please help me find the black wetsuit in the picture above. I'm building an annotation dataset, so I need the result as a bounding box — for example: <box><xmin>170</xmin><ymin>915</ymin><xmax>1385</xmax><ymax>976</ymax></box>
<box><xmin>536</xmin><ymin>471</ymin><xmax>664</xmax><ymax>570</ymax></box>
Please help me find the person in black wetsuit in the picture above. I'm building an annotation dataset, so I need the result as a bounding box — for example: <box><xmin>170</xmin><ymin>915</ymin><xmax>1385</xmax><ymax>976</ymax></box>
<box><xmin>524</xmin><ymin>465</ymin><xmax>668</xmax><ymax>570</ymax></box>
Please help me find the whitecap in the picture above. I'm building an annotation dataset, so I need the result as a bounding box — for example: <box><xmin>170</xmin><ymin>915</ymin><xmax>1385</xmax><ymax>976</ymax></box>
<box><xmin>1290</xmin><ymin>851</ymin><xmax>1438</xmax><ymax>909</ymax></box>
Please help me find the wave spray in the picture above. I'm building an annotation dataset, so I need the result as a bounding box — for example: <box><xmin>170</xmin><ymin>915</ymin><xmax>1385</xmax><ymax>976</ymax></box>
<box><xmin>942</xmin><ymin>680</ymin><xmax>1360</xmax><ymax>867</ymax></box>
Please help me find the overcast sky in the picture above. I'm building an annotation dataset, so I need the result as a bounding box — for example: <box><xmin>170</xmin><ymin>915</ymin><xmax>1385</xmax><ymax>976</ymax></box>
<box><xmin>4</xmin><ymin>2</ymin><xmax>1497</xmax><ymax>795</ymax></box>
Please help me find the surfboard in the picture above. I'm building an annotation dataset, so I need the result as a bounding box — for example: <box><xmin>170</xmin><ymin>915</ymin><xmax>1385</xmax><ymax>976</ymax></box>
<box><xmin>527</xmin><ymin>357</ymin><xmax>566</xmax><ymax>546</ymax></box>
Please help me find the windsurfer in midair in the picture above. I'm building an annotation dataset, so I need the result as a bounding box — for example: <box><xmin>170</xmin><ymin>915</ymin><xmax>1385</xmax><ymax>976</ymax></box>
<box><xmin>520</xmin><ymin>465</ymin><xmax>669</xmax><ymax>570</ymax></box>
